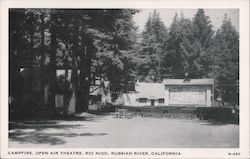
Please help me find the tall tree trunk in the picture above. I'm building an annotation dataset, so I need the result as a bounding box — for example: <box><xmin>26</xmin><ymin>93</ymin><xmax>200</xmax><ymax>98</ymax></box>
<box><xmin>40</xmin><ymin>12</ymin><xmax>46</xmax><ymax>109</ymax></box>
<box><xmin>9</xmin><ymin>10</ymin><xmax>24</xmax><ymax>118</ymax></box>
<box><xmin>48</xmin><ymin>13</ymin><xmax>57</xmax><ymax>114</ymax></box>
<box><xmin>69</xmin><ymin>57</ymin><xmax>78</xmax><ymax>114</ymax></box>
<box><xmin>69</xmin><ymin>23</ymin><xmax>79</xmax><ymax>113</ymax></box>
<box><xmin>29</xmin><ymin>15</ymin><xmax>35</xmax><ymax>113</ymax></box>
<box><xmin>79</xmin><ymin>39</ymin><xmax>86</xmax><ymax>112</ymax></box>
<box><xmin>9</xmin><ymin>10</ymin><xmax>22</xmax><ymax>100</ymax></box>
<box><xmin>81</xmin><ymin>35</ymin><xmax>95</xmax><ymax>112</ymax></box>
<box><xmin>63</xmin><ymin>43</ymin><xmax>69</xmax><ymax>115</ymax></box>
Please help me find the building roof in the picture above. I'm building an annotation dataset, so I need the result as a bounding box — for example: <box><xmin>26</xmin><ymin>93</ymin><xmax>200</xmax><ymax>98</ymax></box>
<box><xmin>162</xmin><ymin>79</ymin><xmax>214</xmax><ymax>85</ymax></box>
<box><xmin>135</xmin><ymin>82</ymin><xmax>164</xmax><ymax>99</ymax></box>
<box><xmin>90</xmin><ymin>81</ymin><xmax>110</xmax><ymax>96</ymax></box>
<box><xmin>90</xmin><ymin>86</ymin><xmax>102</xmax><ymax>95</ymax></box>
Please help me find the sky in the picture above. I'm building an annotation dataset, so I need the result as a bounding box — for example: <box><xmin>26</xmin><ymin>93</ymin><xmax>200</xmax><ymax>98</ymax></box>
<box><xmin>133</xmin><ymin>9</ymin><xmax>239</xmax><ymax>33</ymax></box>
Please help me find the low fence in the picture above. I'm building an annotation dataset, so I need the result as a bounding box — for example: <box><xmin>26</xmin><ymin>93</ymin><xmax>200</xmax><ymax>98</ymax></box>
<box><xmin>114</xmin><ymin>105</ymin><xmax>197</xmax><ymax>119</ymax></box>
<box><xmin>103</xmin><ymin>105</ymin><xmax>239</xmax><ymax>124</ymax></box>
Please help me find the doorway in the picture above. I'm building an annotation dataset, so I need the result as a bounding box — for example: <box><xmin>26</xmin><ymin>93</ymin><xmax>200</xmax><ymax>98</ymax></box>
<box><xmin>151</xmin><ymin>100</ymin><xmax>155</xmax><ymax>106</ymax></box>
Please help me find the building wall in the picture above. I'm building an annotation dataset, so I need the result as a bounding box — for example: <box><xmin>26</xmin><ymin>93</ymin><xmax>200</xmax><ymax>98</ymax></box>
<box><xmin>165</xmin><ymin>85</ymin><xmax>213</xmax><ymax>107</ymax></box>
<box><xmin>206</xmin><ymin>89</ymin><xmax>212</xmax><ymax>106</ymax></box>
<box><xmin>123</xmin><ymin>93</ymin><xmax>137</xmax><ymax>106</ymax></box>
<box><xmin>134</xmin><ymin>99</ymin><xmax>161</xmax><ymax>106</ymax></box>
<box><xmin>123</xmin><ymin>85</ymin><xmax>213</xmax><ymax>107</ymax></box>
<box><xmin>123</xmin><ymin>93</ymin><xmax>164</xmax><ymax>106</ymax></box>
<box><xmin>135</xmin><ymin>98</ymin><xmax>152</xmax><ymax>106</ymax></box>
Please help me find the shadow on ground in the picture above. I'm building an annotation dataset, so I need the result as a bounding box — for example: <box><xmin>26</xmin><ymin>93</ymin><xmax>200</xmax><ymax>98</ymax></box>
<box><xmin>9</xmin><ymin>115</ymin><xmax>108</xmax><ymax>146</ymax></box>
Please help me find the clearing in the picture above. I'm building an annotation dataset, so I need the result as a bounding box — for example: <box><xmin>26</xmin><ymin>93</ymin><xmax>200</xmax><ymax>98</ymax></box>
<box><xmin>9</xmin><ymin>114</ymin><xmax>239</xmax><ymax>148</ymax></box>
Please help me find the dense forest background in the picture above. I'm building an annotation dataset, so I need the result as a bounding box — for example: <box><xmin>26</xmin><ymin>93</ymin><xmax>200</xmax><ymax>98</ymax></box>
<box><xmin>9</xmin><ymin>9</ymin><xmax>239</xmax><ymax>116</ymax></box>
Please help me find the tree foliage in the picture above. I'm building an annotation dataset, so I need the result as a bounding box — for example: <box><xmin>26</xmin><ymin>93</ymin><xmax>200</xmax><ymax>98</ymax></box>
<box><xmin>208</xmin><ymin>15</ymin><xmax>239</xmax><ymax>104</ymax></box>
<box><xmin>9</xmin><ymin>9</ymin><xmax>139</xmax><ymax>115</ymax></box>
<box><xmin>94</xmin><ymin>9</ymin><xmax>139</xmax><ymax>94</ymax></box>
<box><xmin>137</xmin><ymin>10</ymin><xmax>168</xmax><ymax>82</ymax></box>
<box><xmin>9</xmin><ymin>9</ymin><xmax>239</xmax><ymax>118</ymax></box>
<box><xmin>162</xmin><ymin>9</ymin><xmax>214</xmax><ymax>78</ymax></box>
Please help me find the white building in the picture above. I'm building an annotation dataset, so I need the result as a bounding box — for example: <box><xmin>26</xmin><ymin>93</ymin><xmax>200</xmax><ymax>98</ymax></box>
<box><xmin>123</xmin><ymin>79</ymin><xmax>214</xmax><ymax>107</ymax></box>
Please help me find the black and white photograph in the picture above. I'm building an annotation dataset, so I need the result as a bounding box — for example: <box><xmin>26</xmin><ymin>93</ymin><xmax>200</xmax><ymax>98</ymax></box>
<box><xmin>1</xmin><ymin>0</ymin><xmax>249</xmax><ymax>158</ymax></box>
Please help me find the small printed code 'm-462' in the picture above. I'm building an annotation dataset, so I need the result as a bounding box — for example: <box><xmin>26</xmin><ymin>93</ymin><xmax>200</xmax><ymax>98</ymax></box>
<box><xmin>228</xmin><ymin>152</ymin><xmax>240</xmax><ymax>155</ymax></box>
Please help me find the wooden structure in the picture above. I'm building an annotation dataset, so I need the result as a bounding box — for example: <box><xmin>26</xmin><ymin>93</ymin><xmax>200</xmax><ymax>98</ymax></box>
<box><xmin>123</xmin><ymin>79</ymin><xmax>214</xmax><ymax>107</ymax></box>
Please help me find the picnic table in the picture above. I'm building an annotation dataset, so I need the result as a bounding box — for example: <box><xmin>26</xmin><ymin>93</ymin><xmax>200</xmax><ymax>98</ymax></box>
<box><xmin>113</xmin><ymin>109</ymin><xmax>132</xmax><ymax>119</ymax></box>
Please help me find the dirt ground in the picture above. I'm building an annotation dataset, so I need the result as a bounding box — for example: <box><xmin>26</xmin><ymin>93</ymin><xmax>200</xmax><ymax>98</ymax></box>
<box><xmin>9</xmin><ymin>114</ymin><xmax>239</xmax><ymax>148</ymax></box>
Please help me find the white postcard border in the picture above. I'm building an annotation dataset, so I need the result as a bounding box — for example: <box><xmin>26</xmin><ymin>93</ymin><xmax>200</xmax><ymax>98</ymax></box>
<box><xmin>1</xmin><ymin>0</ymin><xmax>249</xmax><ymax>158</ymax></box>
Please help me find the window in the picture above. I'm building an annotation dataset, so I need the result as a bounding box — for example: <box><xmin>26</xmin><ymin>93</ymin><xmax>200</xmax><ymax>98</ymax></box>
<box><xmin>139</xmin><ymin>98</ymin><xmax>147</xmax><ymax>103</ymax></box>
<box><xmin>159</xmin><ymin>98</ymin><xmax>165</xmax><ymax>103</ymax></box>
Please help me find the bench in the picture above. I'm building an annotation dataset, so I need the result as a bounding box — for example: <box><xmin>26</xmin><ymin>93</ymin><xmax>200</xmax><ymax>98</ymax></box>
<box><xmin>113</xmin><ymin>109</ymin><xmax>132</xmax><ymax>119</ymax></box>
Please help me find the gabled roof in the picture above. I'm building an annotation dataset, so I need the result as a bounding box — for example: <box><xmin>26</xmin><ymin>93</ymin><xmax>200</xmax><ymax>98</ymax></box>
<box><xmin>162</xmin><ymin>79</ymin><xmax>214</xmax><ymax>85</ymax></box>
<box><xmin>135</xmin><ymin>82</ymin><xmax>164</xmax><ymax>99</ymax></box>
<box><xmin>90</xmin><ymin>86</ymin><xmax>102</xmax><ymax>95</ymax></box>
